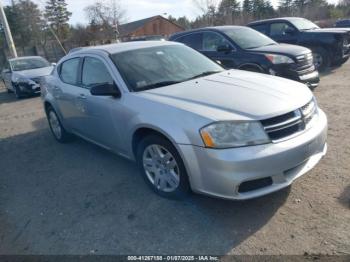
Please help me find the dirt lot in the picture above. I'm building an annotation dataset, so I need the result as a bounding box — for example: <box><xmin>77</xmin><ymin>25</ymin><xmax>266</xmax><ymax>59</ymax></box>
<box><xmin>0</xmin><ymin>62</ymin><xmax>349</xmax><ymax>256</ymax></box>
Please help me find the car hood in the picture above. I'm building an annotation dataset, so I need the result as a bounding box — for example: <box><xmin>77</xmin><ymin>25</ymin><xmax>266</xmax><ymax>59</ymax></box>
<box><xmin>137</xmin><ymin>70</ymin><xmax>313</xmax><ymax>121</ymax></box>
<box><xmin>13</xmin><ymin>66</ymin><xmax>54</xmax><ymax>79</ymax></box>
<box><xmin>303</xmin><ymin>28</ymin><xmax>350</xmax><ymax>34</ymax></box>
<box><xmin>248</xmin><ymin>43</ymin><xmax>310</xmax><ymax>57</ymax></box>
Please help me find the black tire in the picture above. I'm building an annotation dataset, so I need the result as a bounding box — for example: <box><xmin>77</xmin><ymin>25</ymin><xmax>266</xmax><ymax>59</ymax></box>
<box><xmin>46</xmin><ymin>106</ymin><xmax>73</xmax><ymax>143</ymax></box>
<box><xmin>340</xmin><ymin>57</ymin><xmax>349</xmax><ymax>65</ymax></box>
<box><xmin>312</xmin><ymin>47</ymin><xmax>330</xmax><ymax>72</ymax></box>
<box><xmin>136</xmin><ymin>135</ymin><xmax>190</xmax><ymax>200</ymax></box>
<box><xmin>13</xmin><ymin>84</ymin><xmax>23</xmax><ymax>99</ymax></box>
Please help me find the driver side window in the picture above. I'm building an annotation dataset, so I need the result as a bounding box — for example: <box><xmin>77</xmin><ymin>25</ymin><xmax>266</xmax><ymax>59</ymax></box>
<box><xmin>270</xmin><ymin>23</ymin><xmax>294</xmax><ymax>37</ymax></box>
<box><xmin>82</xmin><ymin>57</ymin><xmax>114</xmax><ymax>89</ymax></box>
<box><xmin>202</xmin><ymin>32</ymin><xmax>231</xmax><ymax>52</ymax></box>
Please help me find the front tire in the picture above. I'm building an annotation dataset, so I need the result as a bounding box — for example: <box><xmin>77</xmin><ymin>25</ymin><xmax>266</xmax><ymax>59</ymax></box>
<box><xmin>14</xmin><ymin>84</ymin><xmax>23</xmax><ymax>99</ymax></box>
<box><xmin>136</xmin><ymin>135</ymin><xmax>190</xmax><ymax>199</ymax></box>
<box><xmin>338</xmin><ymin>57</ymin><xmax>349</xmax><ymax>65</ymax></box>
<box><xmin>312</xmin><ymin>47</ymin><xmax>330</xmax><ymax>72</ymax></box>
<box><xmin>46</xmin><ymin>106</ymin><xmax>73</xmax><ymax>143</ymax></box>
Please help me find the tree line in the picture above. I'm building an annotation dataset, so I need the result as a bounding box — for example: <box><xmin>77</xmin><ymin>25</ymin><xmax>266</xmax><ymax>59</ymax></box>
<box><xmin>0</xmin><ymin>0</ymin><xmax>349</xmax><ymax>63</ymax></box>
<box><xmin>170</xmin><ymin>0</ymin><xmax>350</xmax><ymax>29</ymax></box>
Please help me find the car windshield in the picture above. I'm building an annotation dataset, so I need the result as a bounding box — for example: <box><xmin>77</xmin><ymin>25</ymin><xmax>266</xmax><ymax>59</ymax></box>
<box><xmin>221</xmin><ymin>27</ymin><xmax>276</xmax><ymax>49</ymax></box>
<box><xmin>10</xmin><ymin>58</ymin><xmax>50</xmax><ymax>71</ymax></box>
<box><xmin>111</xmin><ymin>44</ymin><xmax>223</xmax><ymax>91</ymax></box>
<box><xmin>290</xmin><ymin>18</ymin><xmax>320</xmax><ymax>31</ymax></box>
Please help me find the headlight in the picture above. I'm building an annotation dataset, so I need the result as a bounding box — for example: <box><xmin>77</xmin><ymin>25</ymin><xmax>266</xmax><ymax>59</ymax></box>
<box><xmin>200</xmin><ymin>121</ymin><xmax>271</xmax><ymax>148</ymax></box>
<box><xmin>265</xmin><ymin>54</ymin><xmax>294</xmax><ymax>64</ymax></box>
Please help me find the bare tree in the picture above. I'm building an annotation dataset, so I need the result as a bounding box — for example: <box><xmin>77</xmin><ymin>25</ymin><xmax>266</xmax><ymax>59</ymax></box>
<box><xmin>84</xmin><ymin>0</ymin><xmax>126</xmax><ymax>42</ymax></box>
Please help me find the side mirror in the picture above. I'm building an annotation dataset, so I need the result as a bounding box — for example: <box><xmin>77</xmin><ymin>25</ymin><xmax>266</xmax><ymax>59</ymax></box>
<box><xmin>217</xmin><ymin>44</ymin><xmax>232</xmax><ymax>53</ymax></box>
<box><xmin>90</xmin><ymin>82</ymin><xmax>121</xmax><ymax>98</ymax></box>
<box><xmin>284</xmin><ymin>28</ymin><xmax>296</xmax><ymax>35</ymax></box>
<box><xmin>51</xmin><ymin>63</ymin><xmax>57</xmax><ymax>67</ymax></box>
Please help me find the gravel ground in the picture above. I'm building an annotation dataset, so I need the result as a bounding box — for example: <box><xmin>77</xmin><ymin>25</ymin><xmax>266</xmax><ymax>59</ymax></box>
<box><xmin>0</xmin><ymin>62</ymin><xmax>349</xmax><ymax>256</ymax></box>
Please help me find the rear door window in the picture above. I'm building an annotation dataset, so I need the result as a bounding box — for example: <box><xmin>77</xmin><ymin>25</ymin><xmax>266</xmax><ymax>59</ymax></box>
<box><xmin>176</xmin><ymin>33</ymin><xmax>203</xmax><ymax>50</ymax></box>
<box><xmin>251</xmin><ymin>24</ymin><xmax>269</xmax><ymax>35</ymax></box>
<box><xmin>59</xmin><ymin>58</ymin><xmax>80</xmax><ymax>85</ymax></box>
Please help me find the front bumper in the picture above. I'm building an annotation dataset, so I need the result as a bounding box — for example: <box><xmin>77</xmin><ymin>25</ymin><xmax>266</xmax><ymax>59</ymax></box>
<box><xmin>179</xmin><ymin>109</ymin><xmax>327</xmax><ymax>200</ymax></box>
<box><xmin>18</xmin><ymin>82</ymin><xmax>41</xmax><ymax>94</ymax></box>
<box><xmin>271</xmin><ymin>65</ymin><xmax>320</xmax><ymax>89</ymax></box>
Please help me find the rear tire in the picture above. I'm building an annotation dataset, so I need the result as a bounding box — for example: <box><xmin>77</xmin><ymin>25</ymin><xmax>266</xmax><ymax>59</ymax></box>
<box><xmin>46</xmin><ymin>106</ymin><xmax>73</xmax><ymax>143</ymax></box>
<box><xmin>312</xmin><ymin>47</ymin><xmax>330</xmax><ymax>72</ymax></box>
<box><xmin>136</xmin><ymin>135</ymin><xmax>190</xmax><ymax>200</ymax></box>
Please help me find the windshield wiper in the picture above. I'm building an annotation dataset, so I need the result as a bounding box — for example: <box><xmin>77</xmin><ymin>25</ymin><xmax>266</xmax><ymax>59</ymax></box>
<box><xmin>185</xmin><ymin>70</ymin><xmax>222</xmax><ymax>81</ymax></box>
<box><xmin>137</xmin><ymin>80</ymin><xmax>181</xmax><ymax>91</ymax></box>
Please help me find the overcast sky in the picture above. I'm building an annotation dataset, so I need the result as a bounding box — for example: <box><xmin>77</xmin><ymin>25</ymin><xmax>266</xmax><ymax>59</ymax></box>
<box><xmin>3</xmin><ymin>0</ymin><xmax>340</xmax><ymax>25</ymax></box>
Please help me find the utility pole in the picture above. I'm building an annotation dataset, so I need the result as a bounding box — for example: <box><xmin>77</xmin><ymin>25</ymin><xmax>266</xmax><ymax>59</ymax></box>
<box><xmin>0</xmin><ymin>1</ymin><xmax>17</xmax><ymax>58</ymax></box>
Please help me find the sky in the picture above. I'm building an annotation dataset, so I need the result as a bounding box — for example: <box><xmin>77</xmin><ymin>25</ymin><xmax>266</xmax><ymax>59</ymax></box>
<box><xmin>3</xmin><ymin>0</ymin><xmax>341</xmax><ymax>25</ymax></box>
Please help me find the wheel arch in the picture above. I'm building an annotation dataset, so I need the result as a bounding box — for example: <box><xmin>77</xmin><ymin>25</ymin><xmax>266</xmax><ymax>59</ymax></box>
<box><xmin>238</xmin><ymin>63</ymin><xmax>264</xmax><ymax>73</ymax></box>
<box><xmin>131</xmin><ymin>126</ymin><xmax>179</xmax><ymax>159</ymax></box>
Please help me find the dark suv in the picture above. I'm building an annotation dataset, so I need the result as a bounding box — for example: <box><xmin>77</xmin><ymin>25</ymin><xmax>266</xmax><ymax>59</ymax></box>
<box><xmin>170</xmin><ymin>26</ymin><xmax>319</xmax><ymax>89</ymax></box>
<box><xmin>334</xmin><ymin>19</ymin><xmax>350</xmax><ymax>28</ymax></box>
<box><xmin>248</xmin><ymin>17</ymin><xmax>350</xmax><ymax>71</ymax></box>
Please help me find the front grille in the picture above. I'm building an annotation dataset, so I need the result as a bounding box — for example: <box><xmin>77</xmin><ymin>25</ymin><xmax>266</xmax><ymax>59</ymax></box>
<box><xmin>261</xmin><ymin>99</ymin><xmax>317</xmax><ymax>142</ymax></box>
<box><xmin>296</xmin><ymin>52</ymin><xmax>313</xmax><ymax>66</ymax></box>
<box><xmin>294</xmin><ymin>52</ymin><xmax>314</xmax><ymax>75</ymax></box>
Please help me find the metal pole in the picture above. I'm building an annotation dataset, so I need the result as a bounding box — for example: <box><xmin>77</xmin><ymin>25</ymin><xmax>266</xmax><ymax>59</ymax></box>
<box><xmin>0</xmin><ymin>1</ymin><xmax>17</xmax><ymax>58</ymax></box>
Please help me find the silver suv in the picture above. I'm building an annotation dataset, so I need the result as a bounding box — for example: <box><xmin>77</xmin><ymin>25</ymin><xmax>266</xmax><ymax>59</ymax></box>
<box><xmin>41</xmin><ymin>41</ymin><xmax>327</xmax><ymax>200</ymax></box>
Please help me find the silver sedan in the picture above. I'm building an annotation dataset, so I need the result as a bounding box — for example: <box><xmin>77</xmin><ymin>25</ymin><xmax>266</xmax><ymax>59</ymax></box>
<box><xmin>41</xmin><ymin>41</ymin><xmax>327</xmax><ymax>200</ymax></box>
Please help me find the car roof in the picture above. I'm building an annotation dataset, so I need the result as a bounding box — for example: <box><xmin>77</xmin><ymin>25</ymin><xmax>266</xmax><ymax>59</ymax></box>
<box><xmin>9</xmin><ymin>56</ymin><xmax>45</xmax><ymax>62</ymax></box>
<box><xmin>170</xmin><ymin>25</ymin><xmax>248</xmax><ymax>39</ymax></box>
<box><xmin>69</xmin><ymin>41</ymin><xmax>182</xmax><ymax>55</ymax></box>
<box><xmin>248</xmin><ymin>17</ymin><xmax>306</xmax><ymax>26</ymax></box>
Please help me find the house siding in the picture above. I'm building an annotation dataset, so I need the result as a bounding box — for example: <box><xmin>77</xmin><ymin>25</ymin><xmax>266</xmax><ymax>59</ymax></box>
<box><xmin>122</xmin><ymin>16</ymin><xmax>184</xmax><ymax>41</ymax></box>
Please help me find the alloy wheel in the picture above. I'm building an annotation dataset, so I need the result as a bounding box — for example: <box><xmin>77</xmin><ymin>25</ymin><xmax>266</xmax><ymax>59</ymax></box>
<box><xmin>142</xmin><ymin>144</ymin><xmax>180</xmax><ymax>193</ymax></box>
<box><xmin>313</xmin><ymin>52</ymin><xmax>323</xmax><ymax>69</ymax></box>
<box><xmin>48</xmin><ymin>111</ymin><xmax>62</xmax><ymax>140</ymax></box>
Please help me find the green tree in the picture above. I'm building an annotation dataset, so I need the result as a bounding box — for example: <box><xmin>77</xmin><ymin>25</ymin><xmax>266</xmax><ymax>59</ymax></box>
<box><xmin>217</xmin><ymin>0</ymin><xmax>241</xmax><ymax>24</ymax></box>
<box><xmin>44</xmin><ymin>0</ymin><xmax>72</xmax><ymax>41</ymax></box>
<box><xmin>278</xmin><ymin>0</ymin><xmax>295</xmax><ymax>15</ymax></box>
<box><xmin>168</xmin><ymin>15</ymin><xmax>192</xmax><ymax>29</ymax></box>
<box><xmin>242</xmin><ymin>0</ymin><xmax>253</xmax><ymax>15</ymax></box>
<box><xmin>2</xmin><ymin>1</ymin><xmax>44</xmax><ymax>53</ymax></box>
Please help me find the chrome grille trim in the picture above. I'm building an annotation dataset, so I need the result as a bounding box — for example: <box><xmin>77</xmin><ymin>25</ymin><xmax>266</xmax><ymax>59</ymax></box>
<box><xmin>261</xmin><ymin>99</ymin><xmax>317</xmax><ymax>142</ymax></box>
<box><xmin>263</xmin><ymin>115</ymin><xmax>302</xmax><ymax>132</ymax></box>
